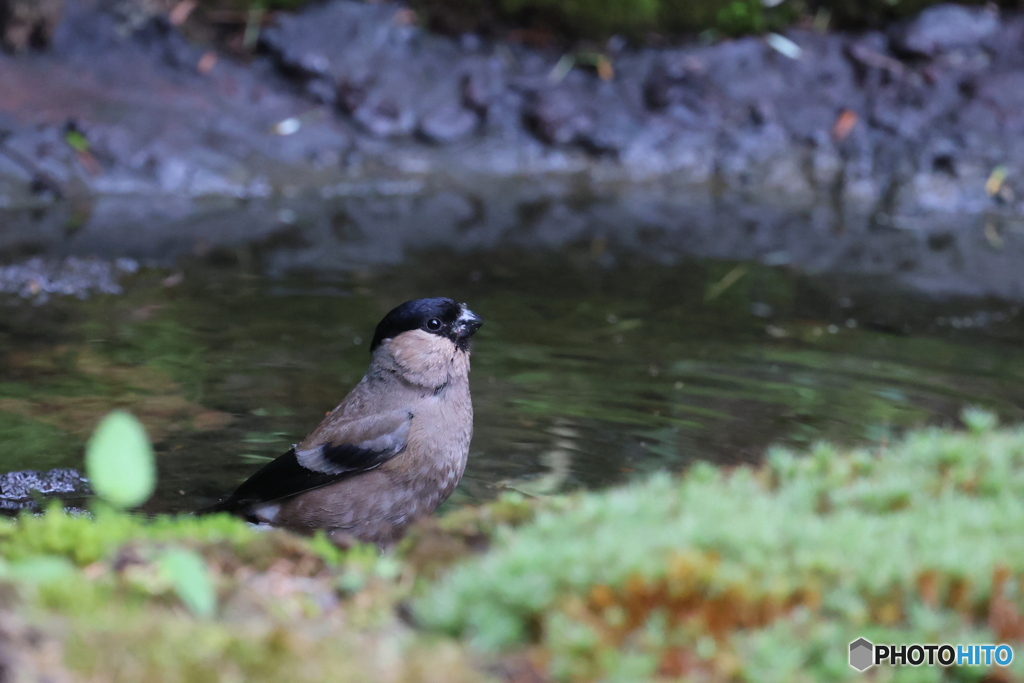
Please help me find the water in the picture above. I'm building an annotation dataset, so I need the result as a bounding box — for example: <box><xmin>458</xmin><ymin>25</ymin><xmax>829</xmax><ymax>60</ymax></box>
<box><xmin>2</xmin><ymin>240</ymin><xmax>1023</xmax><ymax>513</ymax></box>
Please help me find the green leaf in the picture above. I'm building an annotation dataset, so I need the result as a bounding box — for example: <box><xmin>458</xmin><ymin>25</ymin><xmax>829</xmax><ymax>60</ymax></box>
<box><xmin>159</xmin><ymin>547</ymin><xmax>217</xmax><ymax>618</ymax></box>
<box><xmin>85</xmin><ymin>410</ymin><xmax>156</xmax><ymax>509</ymax></box>
<box><xmin>65</xmin><ymin>129</ymin><xmax>90</xmax><ymax>153</ymax></box>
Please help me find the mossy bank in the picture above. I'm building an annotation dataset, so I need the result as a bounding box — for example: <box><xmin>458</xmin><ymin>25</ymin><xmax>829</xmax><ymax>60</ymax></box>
<box><xmin>3</xmin><ymin>412</ymin><xmax>1024</xmax><ymax>682</ymax></box>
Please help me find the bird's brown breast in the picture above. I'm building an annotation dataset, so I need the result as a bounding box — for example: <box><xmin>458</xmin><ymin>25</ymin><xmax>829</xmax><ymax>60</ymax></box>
<box><xmin>273</xmin><ymin>334</ymin><xmax>474</xmax><ymax>545</ymax></box>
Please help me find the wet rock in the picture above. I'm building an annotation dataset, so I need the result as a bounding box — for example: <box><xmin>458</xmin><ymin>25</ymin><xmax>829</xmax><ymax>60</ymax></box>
<box><xmin>0</xmin><ymin>0</ymin><xmax>358</xmax><ymax>202</ymax></box>
<box><xmin>847</xmin><ymin>32</ymin><xmax>907</xmax><ymax>78</ymax></box>
<box><xmin>642</xmin><ymin>51</ymin><xmax>718</xmax><ymax>123</ymax></box>
<box><xmin>0</xmin><ymin>467</ymin><xmax>90</xmax><ymax>510</ymax></box>
<box><xmin>419</xmin><ymin>100</ymin><xmax>478</xmax><ymax>143</ymax></box>
<box><xmin>863</xmin><ymin>65</ymin><xmax>962</xmax><ymax>140</ymax></box>
<box><xmin>525</xmin><ymin>87</ymin><xmax>593</xmax><ymax>146</ymax></box>
<box><xmin>263</xmin><ymin>0</ymin><xmax>474</xmax><ymax>141</ymax></box>
<box><xmin>461</xmin><ymin>59</ymin><xmax>505</xmax><ymax>115</ymax></box>
<box><xmin>973</xmin><ymin>71</ymin><xmax>1024</xmax><ymax>130</ymax></box>
<box><xmin>892</xmin><ymin>4</ymin><xmax>999</xmax><ymax>57</ymax></box>
<box><xmin>524</xmin><ymin>75</ymin><xmax>642</xmax><ymax>154</ymax></box>
<box><xmin>351</xmin><ymin>89</ymin><xmax>419</xmax><ymax>138</ymax></box>
<box><xmin>0</xmin><ymin>256</ymin><xmax>138</xmax><ymax>302</ymax></box>
<box><xmin>261</xmin><ymin>0</ymin><xmax>417</xmax><ymax>85</ymax></box>
<box><xmin>2</xmin><ymin>0</ymin><xmax>1024</xmax><ymax>228</ymax></box>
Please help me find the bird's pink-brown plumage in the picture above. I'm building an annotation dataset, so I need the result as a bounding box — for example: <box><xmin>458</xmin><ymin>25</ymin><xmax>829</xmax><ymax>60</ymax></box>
<box><xmin>206</xmin><ymin>298</ymin><xmax>480</xmax><ymax>548</ymax></box>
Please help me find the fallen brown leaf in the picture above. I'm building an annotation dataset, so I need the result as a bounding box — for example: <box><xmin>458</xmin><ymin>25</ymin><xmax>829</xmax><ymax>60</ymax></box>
<box><xmin>832</xmin><ymin>108</ymin><xmax>858</xmax><ymax>141</ymax></box>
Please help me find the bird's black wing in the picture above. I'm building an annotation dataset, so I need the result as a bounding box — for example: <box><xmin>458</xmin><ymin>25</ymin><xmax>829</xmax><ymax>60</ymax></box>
<box><xmin>202</xmin><ymin>412</ymin><xmax>411</xmax><ymax>514</ymax></box>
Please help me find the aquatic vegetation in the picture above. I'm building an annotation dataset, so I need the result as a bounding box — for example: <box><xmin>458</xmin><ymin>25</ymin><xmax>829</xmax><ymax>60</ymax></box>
<box><xmin>419</xmin><ymin>412</ymin><xmax>1024</xmax><ymax>681</ymax></box>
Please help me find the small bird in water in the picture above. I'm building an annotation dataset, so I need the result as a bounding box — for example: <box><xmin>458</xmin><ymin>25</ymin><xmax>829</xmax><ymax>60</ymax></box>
<box><xmin>204</xmin><ymin>297</ymin><xmax>482</xmax><ymax>548</ymax></box>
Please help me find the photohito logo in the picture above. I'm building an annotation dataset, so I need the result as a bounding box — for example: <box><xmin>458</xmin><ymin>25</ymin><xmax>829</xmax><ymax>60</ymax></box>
<box><xmin>849</xmin><ymin>638</ymin><xmax>1014</xmax><ymax>671</ymax></box>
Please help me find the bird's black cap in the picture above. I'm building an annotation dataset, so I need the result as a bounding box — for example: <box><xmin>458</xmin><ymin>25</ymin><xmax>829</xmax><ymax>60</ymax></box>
<box><xmin>370</xmin><ymin>297</ymin><xmax>482</xmax><ymax>352</ymax></box>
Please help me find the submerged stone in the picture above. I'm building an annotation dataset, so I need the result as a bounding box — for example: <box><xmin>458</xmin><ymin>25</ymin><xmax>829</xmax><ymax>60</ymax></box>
<box><xmin>0</xmin><ymin>467</ymin><xmax>90</xmax><ymax>509</ymax></box>
<box><xmin>0</xmin><ymin>257</ymin><xmax>137</xmax><ymax>302</ymax></box>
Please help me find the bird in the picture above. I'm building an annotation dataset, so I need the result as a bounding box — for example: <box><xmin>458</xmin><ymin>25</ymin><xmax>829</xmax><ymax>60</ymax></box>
<box><xmin>203</xmin><ymin>297</ymin><xmax>483</xmax><ymax>548</ymax></box>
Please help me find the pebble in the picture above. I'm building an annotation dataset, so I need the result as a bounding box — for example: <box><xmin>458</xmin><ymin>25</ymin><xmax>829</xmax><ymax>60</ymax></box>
<box><xmin>0</xmin><ymin>468</ymin><xmax>90</xmax><ymax>511</ymax></box>
<box><xmin>0</xmin><ymin>257</ymin><xmax>138</xmax><ymax>303</ymax></box>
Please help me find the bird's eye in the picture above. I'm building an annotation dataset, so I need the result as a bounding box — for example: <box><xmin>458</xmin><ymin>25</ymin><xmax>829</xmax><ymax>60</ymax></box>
<box><xmin>426</xmin><ymin>318</ymin><xmax>442</xmax><ymax>331</ymax></box>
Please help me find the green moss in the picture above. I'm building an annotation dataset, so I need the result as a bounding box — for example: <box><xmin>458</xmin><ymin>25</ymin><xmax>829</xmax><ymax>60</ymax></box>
<box><xmin>0</xmin><ymin>505</ymin><xmax>398</xmax><ymax>579</ymax></box>
<box><xmin>0</xmin><ymin>506</ymin><xmax>491</xmax><ymax>683</ymax></box>
<box><xmin>4</xmin><ymin>414</ymin><xmax>1024</xmax><ymax>682</ymax></box>
<box><xmin>418</xmin><ymin>412</ymin><xmax>1024</xmax><ymax>680</ymax></box>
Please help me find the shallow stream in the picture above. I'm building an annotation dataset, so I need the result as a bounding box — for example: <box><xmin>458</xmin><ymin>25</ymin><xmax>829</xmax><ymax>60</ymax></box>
<box><xmin>2</xmin><ymin>215</ymin><xmax>1024</xmax><ymax>513</ymax></box>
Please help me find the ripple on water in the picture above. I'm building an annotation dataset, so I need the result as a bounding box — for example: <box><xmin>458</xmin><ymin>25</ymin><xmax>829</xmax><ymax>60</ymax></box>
<box><xmin>1</xmin><ymin>248</ymin><xmax>1023</xmax><ymax>513</ymax></box>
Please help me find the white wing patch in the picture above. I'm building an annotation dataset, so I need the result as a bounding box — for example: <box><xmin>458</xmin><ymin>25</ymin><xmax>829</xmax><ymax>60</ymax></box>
<box><xmin>294</xmin><ymin>416</ymin><xmax>411</xmax><ymax>475</ymax></box>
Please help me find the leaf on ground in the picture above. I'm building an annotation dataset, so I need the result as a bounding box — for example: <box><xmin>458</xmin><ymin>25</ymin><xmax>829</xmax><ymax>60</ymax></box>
<box><xmin>85</xmin><ymin>410</ymin><xmax>156</xmax><ymax>508</ymax></box>
<box><xmin>159</xmin><ymin>547</ymin><xmax>217</xmax><ymax>618</ymax></box>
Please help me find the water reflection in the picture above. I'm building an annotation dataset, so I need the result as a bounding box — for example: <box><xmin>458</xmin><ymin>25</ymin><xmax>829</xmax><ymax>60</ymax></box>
<box><xmin>1</xmin><ymin>245</ymin><xmax>1023</xmax><ymax>513</ymax></box>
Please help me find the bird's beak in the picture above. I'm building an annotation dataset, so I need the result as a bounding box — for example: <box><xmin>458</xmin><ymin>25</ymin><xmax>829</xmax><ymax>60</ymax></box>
<box><xmin>454</xmin><ymin>305</ymin><xmax>483</xmax><ymax>340</ymax></box>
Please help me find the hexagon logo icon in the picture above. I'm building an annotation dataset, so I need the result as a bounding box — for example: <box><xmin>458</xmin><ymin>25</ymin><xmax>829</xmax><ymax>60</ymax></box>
<box><xmin>849</xmin><ymin>638</ymin><xmax>874</xmax><ymax>671</ymax></box>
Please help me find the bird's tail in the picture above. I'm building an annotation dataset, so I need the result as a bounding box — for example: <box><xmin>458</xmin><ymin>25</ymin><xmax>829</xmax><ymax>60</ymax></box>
<box><xmin>195</xmin><ymin>496</ymin><xmax>265</xmax><ymax>526</ymax></box>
